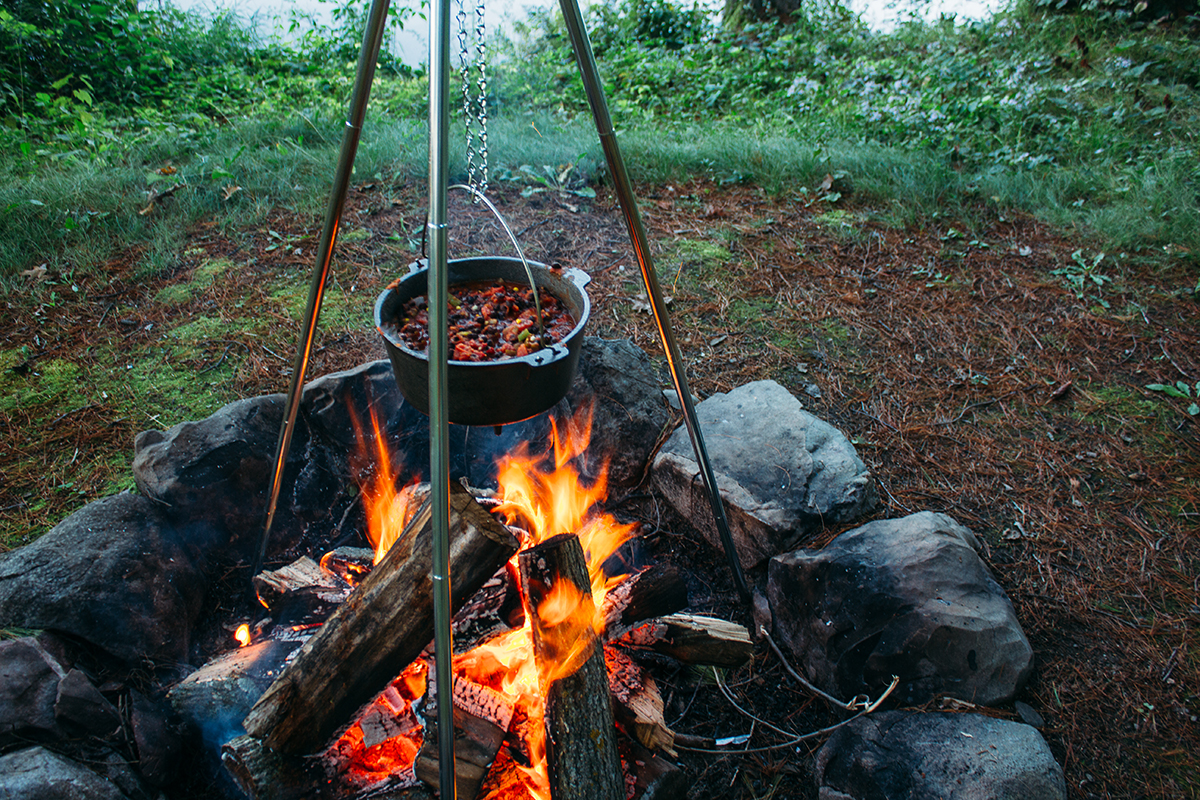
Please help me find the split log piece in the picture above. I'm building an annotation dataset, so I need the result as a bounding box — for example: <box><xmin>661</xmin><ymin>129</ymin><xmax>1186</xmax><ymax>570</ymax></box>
<box><xmin>599</xmin><ymin>563</ymin><xmax>689</xmax><ymax>639</ymax></box>
<box><xmin>242</xmin><ymin>482</ymin><xmax>519</xmax><ymax>755</ymax></box>
<box><xmin>520</xmin><ymin>532</ymin><xmax>624</xmax><ymax>800</ymax></box>
<box><xmin>604</xmin><ymin>645</ymin><xmax>676</xmax><ymax>756</ymax></box>
<box><xmin>252</xmin><ymin>556</ymin><xmax>350</xmax><ymax>613</ymax></box>
<box><xmin>620</xmin><ymin>739</ymin><xmax>688</xmax><ymax>800</ymax></box>
<box><xmin>414</xmin><ymin>675</ymin><xmax>515</xmax><ymax>798</ymax></box>
<box><xmin>616</xmin><ymin>613</ymin><xmax>753</xmax><ymax>668</ymax></box>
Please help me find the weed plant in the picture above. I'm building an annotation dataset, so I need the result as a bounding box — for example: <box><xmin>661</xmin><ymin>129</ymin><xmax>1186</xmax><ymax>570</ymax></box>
<box><xmin>1</xmin><ymin>0</ymin><xmax>1199</xmax><ymax>287</ymax></box>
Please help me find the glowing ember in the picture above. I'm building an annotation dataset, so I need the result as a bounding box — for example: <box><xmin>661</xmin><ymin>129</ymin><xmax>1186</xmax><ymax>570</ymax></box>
<box><xmin>234</xmin><ymin>623</ymin><xmax>250</xmax><ymax>647</ymax></box>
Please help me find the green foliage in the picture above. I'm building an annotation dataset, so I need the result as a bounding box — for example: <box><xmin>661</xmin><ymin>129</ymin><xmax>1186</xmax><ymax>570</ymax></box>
<box><xmin>1145</xmin><ymin>380</ymin><xmax>1200</xmax><ymax>415</ymax></box>
<box><xmin>1</xmin><ymin>0</ymin><xmax>1199</xmax><ymax>284</ymax></box>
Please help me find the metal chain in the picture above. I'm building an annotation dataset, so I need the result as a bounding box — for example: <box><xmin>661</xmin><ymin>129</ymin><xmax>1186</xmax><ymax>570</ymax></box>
<box><xmin>456</xmin><ymin>0</ymin><xmax>488</xmax><ymax>198</ymax></box>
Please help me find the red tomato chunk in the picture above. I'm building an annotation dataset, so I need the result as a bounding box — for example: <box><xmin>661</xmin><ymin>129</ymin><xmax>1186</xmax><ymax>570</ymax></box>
<box><xmin>395</xmin><ymin>280</ymin><xmax>576</xmax><ymax>362</ymax></box>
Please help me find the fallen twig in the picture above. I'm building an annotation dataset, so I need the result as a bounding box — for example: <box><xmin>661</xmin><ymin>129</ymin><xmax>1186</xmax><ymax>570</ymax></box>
<box><xmin>761</xmin><ymin>628</ymin><xmax>866</xmax><ymax>711</ymax></box>
<box><xmin>675</xmin><ymin>668</ymin><xmax>899</xmax><ymax>754</ymax></box>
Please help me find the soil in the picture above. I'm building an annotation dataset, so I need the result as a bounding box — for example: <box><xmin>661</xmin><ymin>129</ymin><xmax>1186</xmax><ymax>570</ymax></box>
<box><xmin>2</xmin><ymin>178</ymin><xmax>1198</xmax><ymax>798</ymax></box>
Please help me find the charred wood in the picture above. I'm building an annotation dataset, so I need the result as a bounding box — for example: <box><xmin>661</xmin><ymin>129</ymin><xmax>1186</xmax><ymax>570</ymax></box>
<box><xmin>252</xmin><ymin>556</ymin><xmax>350</xmax><ymax>613</ymax></box>
<box><xmin>242</xmin><ymin>482</ymin><xmax>519</xmax><ymax>755</ymax></box>
<box><xmin>520</xmin><ymin>533</ymin><xmax>623</xmax><ymax>800</ymax></box>
<box><xmin>599</xmin><ymin>563</ymin><xmax>689</xmax><ymax>638</ymax></box>
<box><xmin>318</xmin><ymin>547</ymin><xmax>376</xmax><ymax>587</ymax></box>
<box><xmin>620</xmin><ymin>739</ymin><xmax>688</xmax><ymax>800</ymax></box>
<box><xmin>604</xmin><ymin>646</ymin><xmax>676</xmax><ymax>756</ymax></box>
<box><xmin>221</xmin><ymin>734</ymin><xmax>324</xmax><ymax>800</ymax></box>
<box><xmin>616</xmin><ymin>613</ymin><xmax>753</xmax><ymax>668</ymax></box>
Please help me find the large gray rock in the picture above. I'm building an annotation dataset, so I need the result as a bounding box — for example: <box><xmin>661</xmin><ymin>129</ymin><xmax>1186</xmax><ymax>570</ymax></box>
<box><xmin>652</xmin><ymin>380</ymin><xmax>876</xmax><ymax>568</ymax></box>
<box><xmin>0</xmin><ymin>493</ymin><xmax>207</xmax><ymax>666</ymax></box>
<box><xmin>133</xmin><ymin>394</ymin><xmax>296</xmax><ymax>561</ymax></box>
<box><xmin>768</xmin><ymin>511</ymin><xmax>1032</xmax><ymax>706</ymax></box>
<box><xmin>565</xmin><ymin>337</ymin><xmax>670</xmax><ymax>495</ymax></box>
<box><xmin>815</xmin><ymin>710</ymin><xmax>1066</xmax><ymax>800</ymax></box>
<box><xmin>0</xmin><ymin>746</ymin><xmax>132</xmax><ymax>800</ymax></box>
<box><xmin>301</xmin><ymin>339</ymin><xmax>667</xmax><ymax>498</ymax></box>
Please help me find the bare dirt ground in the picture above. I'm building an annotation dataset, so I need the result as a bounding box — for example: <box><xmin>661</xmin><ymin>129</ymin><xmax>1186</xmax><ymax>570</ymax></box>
<box><xmin>2</xmin><ymin>178</ymin><xmax>1198</xmax><ymax>798</ymax></box>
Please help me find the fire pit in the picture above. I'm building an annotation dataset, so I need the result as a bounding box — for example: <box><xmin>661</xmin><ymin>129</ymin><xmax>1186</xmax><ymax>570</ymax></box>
<box><xmin>221</xmin><ymin>400</ymin><xmax>742</xmax><ymax>800</ymax></box>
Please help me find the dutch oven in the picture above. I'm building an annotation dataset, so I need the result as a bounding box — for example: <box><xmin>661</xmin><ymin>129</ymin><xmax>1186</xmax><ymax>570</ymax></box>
<box><xmin>375</xmin><ymin>256</ymin><xmax>591</xmax><ymax>426</ymax></box>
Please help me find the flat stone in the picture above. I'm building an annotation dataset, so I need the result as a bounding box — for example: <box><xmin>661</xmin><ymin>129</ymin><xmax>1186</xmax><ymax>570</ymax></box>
<box><xmin>652</xmin><ymin>380</ymin><xmax>876</xmax><ymax>569</ymax></box>
<box><xmin>55</xmin><ymin>668</ymin><xmax>122</xmax><ymax>738</ymax></box>
<box><xmin>768</xmin><ymin>511</ymin><xmax>1032</xmax><ymax>706</ymax></box>
<box><xmin>815</xmin><ymin>710</ymin><xmax>1066</xmax><ymax>800</ymax></box>
<box><xmin>129</xmin><ymin>689</ymin><xmax>181</xmax><ymax>788</ymax></box>
<box><xmin>0</xmin><ymin>746</ymin><xmax>132</xmax><ymax>800</ymax></box>
<box><xmin>0</xmin><ymin>636</ymin><xmax>67</xmax><ymax>746</ymax></box>
<box><xmin>0</xmin><ymin>494</ymin><xmax>206</xmax><ymax>667</ymax></box>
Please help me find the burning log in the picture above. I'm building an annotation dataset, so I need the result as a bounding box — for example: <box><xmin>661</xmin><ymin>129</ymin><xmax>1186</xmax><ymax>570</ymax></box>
<box><xmin>616</xmin><ymin>613</ymin><xmax>753</xmax><ymax>668</ymax></box>
<box><xmin>598</xmin><ymin>563</ymin><xmax>689</xmax><ymax>638</ymax></box>
<box><xmin>605</xmin><ymin>646</ymin><xmax>676</xmax><ymax>756</ymax></box>
<box><xmin>414</xmin><ymin>675</ymin><xmax>514</xmax><ymax>799</ymax></box>
<box><xmin>520</xmin><ymin>533</ymin><xmax>624</xmax><ymax>800</ymax></box>
<box><xmin>319</xmin><ymin>547</ymin><xmax>376</xmax><ymax>586</ymax></box>
<box><xmin>242</xmin><ymin>481</ymin><xmax>519</xmax><ymax>755</ymax></box>
<box><xmin>252</xmin><ymin>555</ymin><xmax>351</xmax><ymax>613</ymax></box>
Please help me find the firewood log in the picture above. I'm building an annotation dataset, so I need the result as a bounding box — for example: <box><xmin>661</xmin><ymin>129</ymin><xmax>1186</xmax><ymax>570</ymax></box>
<box><xmin>520</xmin><ymin>533</ymin><xmax>624</xmax><ymax>800</ymax></box>
<box><xmin>616</xmin><ymin>613</ymin><xmax>753</xmax><ymax>668</ymax></box>
<box><xmin>242</xmin><ymin>482</ymin><xmax>519</xmax><ymax>755</ymax></box>
<box><xmin>604</xmin><ymin>645</ymin><xmax>676</xmax><ymax>756</ymax></box>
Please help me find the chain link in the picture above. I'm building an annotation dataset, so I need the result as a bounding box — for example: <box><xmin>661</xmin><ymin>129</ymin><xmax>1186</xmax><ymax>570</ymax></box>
<box><xmin>456</xmin><ymin>0</ymin><xmax>488</xmax><ymax>198</ymax></box>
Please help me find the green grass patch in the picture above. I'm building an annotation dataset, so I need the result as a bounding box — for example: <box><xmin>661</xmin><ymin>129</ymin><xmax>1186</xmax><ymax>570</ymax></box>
<box><xmin>0</xmin><ymin>356</ymin><xmax>87</xmax><ymax>414</ymax></box>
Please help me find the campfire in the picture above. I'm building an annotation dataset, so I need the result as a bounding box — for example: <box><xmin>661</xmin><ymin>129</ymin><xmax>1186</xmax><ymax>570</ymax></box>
<box><xmin>220</xmin><ymin>402</ymin><xmax>751</xmax><ymax>800</ymax></box>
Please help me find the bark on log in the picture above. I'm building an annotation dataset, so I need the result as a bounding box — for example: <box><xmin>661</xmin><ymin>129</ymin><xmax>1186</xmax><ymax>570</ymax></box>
<box><xmin>242</xmin><ymin>482</ymin><xmax>519</xmax><ymax>755</ymax></box>
<box><xmin>617</xmin><ymin>613</ymin><xmax>753</xmax><ymax>668</ymax></box>
<box><xmin>599</xmin><ymin>563</ymin><xmax>689</xmax><ymax>638</ymax></box>
<box><xmin>221</xmin><ymin>734</ymin><xmax>323</xmax><ymax>800</ymax></box>
<box><xmin>520</xmin><ymin>533</ymin><xmax>624</xmax><ymax>800</ymax></box>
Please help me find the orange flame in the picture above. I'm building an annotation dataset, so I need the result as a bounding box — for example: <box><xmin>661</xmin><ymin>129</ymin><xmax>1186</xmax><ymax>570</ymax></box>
<box><xmin>234</xmin><ymin>624</ymin><xmax>250</xmax><ymax>647</ymax></box>
<box><xmin>340</xmin><ymin>402</ymin><xmax>634</xmax><ymax>798</ymax></box>
<box><xmin>351</xmin><ymin>404</ymin><xmax>422</xmax><ymax>565</ymax></box>
<box><xmin>466</xmin><ymin>403</ymin><xmax>635</xmax><ymax>799</ymax></box>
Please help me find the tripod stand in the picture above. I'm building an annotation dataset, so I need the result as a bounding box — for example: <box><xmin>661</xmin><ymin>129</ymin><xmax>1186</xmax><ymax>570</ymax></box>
<box><xmin>258</xmin><ymin>0</ymin><xmax>749</xmax><ymax>794</ymax></box>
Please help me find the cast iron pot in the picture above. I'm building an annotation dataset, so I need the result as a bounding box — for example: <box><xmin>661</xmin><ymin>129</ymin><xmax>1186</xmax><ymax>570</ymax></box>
<box><xmin>375</xmin><ymin>256</ymin><xmax>591</xmax><ymax>426</ymax></box>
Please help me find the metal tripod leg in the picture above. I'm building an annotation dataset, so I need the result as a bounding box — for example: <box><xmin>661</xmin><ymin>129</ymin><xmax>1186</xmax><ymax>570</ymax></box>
<box><xmin>255</xmin><ymin>0</ymin><xmax>393</xmax><ymax>577</ymax></box>
<box><xmin>254</xmin><ymin>0</ymin><xmax>459</xmax><ymax>795</ymax></box>
<box><xmin>555</xmin><ymin>0</ymin><xmax>751</xmax><ymax>602</ymax></box>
